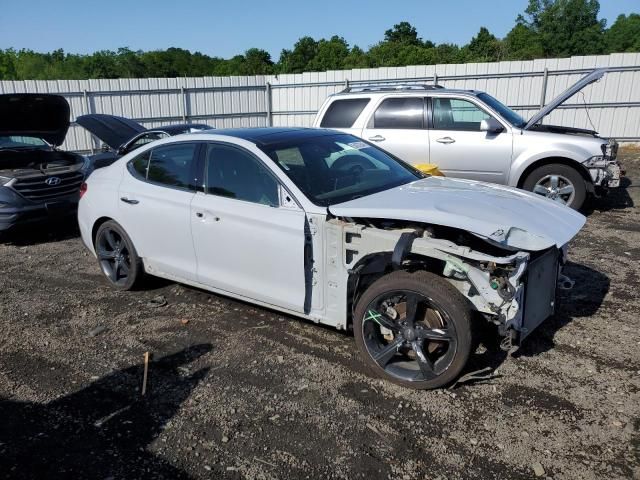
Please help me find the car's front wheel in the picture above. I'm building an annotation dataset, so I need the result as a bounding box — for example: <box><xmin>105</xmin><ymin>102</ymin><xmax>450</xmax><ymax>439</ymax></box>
<box><xmin>95</xmin><ymin>220</ymin><xmax>142</xmax><ymax>290</ymax></box>
<box><xmin>522</xmin><ymin>163</ymin><xmax>587</xmax><ymax>210</ymax></box>
<box><xmin>353</xmin><ymin>271</ymin><xmax>472</xmax><ymax>390</ymax></box>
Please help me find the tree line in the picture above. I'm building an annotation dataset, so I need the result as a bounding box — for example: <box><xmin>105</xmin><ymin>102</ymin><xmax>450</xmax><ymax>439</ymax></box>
<box><xmin>1</xmin><ymin>0</ymin><xmax>638</xmax><ymax>80</ymax></box>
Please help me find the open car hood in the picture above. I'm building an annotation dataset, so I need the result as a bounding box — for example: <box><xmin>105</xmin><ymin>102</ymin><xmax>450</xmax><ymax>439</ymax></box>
<box><xmin>328</xmin><ymin>176</ymin><xmax>586</xmax><ymax>251</ymax></box>
<box><xmin>0</xmin><ymin>94</ymin><xmax>70</xmax><ymax>146</ymax></box>
<box><xmin>76</xmin><ymin>114</ymin><xmax>146</xmax><ymax>149</ymax></box>
<box><xmin>524</xmin><ymin>68</ymin><xmax>607</xmax><ymax>130</ymax></box>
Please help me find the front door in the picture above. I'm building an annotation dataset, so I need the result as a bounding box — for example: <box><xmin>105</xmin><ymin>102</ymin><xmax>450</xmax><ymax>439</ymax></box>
<box><xmin>428</xmin><ymin>97</ymin><xmax>513</xmax><ymax>184</ymax></box>
<box><xmin>190</xmin><ymin>142</ymin><xmax>307</xmax><ymax>313</ymax></box>
<box><xmin>360</xmin><ymin>96</ymin><xmax>429</xmax><ymax>165</ymax></box>
<box><xmin>117</xmin><ymin>142</ymin><xmax>199</xmax><ymax>281</ymax></box>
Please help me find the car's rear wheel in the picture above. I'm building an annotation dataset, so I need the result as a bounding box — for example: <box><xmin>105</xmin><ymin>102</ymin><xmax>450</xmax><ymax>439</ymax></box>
<box><xmin>522</xmin><ymin>163</ymin><xmax>587</xmax><ymax>210</ymax></box>
<box><xmin>95</xmin><ymin>220</ymin><xmax>142</xmax><ymax>290</ymax></box>
<box><xmin>353</xmin><ymin>271</ymin><xmax>472</xmax><ymax>390</ymax></box>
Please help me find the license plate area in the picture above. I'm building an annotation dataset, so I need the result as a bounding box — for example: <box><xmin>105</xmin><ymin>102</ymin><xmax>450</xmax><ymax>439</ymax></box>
<box><xmin>521</xmin><ymin>248</ymin><xmax>559</xmax><ymax>339</ymax></box>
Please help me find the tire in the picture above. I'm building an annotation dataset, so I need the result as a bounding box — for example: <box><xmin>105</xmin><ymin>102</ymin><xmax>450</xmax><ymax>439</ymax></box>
<box><xmin>94</xmin><ymin>220</ymin><xmax>142</xmax><ymax>290</ymax></box>
<box><xmin>522</xmin><ymin>163</ymin><xmax>587</xmax><ymax>210</ymax></box>
<box><xmin>353</xmin><ymin>270</ymin><xmax>472</xmax><ymax>390</ymax></box>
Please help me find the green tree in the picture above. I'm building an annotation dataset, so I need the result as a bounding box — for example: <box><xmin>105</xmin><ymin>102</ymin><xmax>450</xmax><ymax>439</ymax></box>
<box><xmin>503</xmin><ymin>24</ymin><xmax>544</xmax><ymax>60</ymax></box>
<box><xmin>0</xmin><ymin>49</ymin><xmax>18</xmax><ymax>79</ymax></box>
<box><xmin>278</xmin><ymin>37</ymin><xmax>318</xmax><ymax>73</ymax></box>
<box><xmin>384</xmin><ymin>21</ymin><xmax>423</xmax><ymax>46</ymax></box>
<box><xmin>306</xmin><ymin>36</ymin><xmax>350</xmax><ymax>71</ymax></box>
<box><xmin>518</xmin><ymin>0</ymin><xmax>606</xmax><ymax>57</ymax></box>
<box><xmin>243</xmin><ymin>48</ymin><xmax>274</xmax><ymax>74</ymax></box>
<box><xmin>343</xmin><ymin>46</ymin><xmax>371</xmax><ymax>69</ymax></box>
<box><xmin>605</xmin><ymin>14</ymin><xmax>640</xmax><ymax>52</ymax></box>
<box><xmin>465</xmin><ymin>27</ymin><xmax>503</xmax><ymax>62</ymax></box>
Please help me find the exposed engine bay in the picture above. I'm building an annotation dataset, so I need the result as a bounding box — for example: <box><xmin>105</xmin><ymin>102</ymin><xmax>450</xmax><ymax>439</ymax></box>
<box><xmin>0</xmin><ymin>148</ymin><xmax>85</xmax><ymax>178</ymax></box>
<box><xmin>324</xmin><ymin>216</ymin><xmax>569</xmax><ymax>351</ymax></box>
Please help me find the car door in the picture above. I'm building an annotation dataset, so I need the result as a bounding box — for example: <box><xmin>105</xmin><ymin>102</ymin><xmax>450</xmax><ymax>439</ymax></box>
<box><xmin>117</xmin><ymin>142</ymin><xmax>199</xmax><ymax>281</ymax></box>
<box><xmin>190</xmin><ymin>142</ymin><xmax>307</xmax><ymax>313</ymax></box>
<box><xmin>360</xmin><ymin>96</ymin><xmax>429</xmax><ymax>165</ymax></box>
<box><xmin>428</xmin><ymin>97</ymin><xmax>513</xmax><ymax>184</ymax></box>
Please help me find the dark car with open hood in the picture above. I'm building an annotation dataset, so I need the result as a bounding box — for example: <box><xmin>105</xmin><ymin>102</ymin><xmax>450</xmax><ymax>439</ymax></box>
<box><xmin>0</xmin><ymin>94</ymin><xmax>89</xmax><ymax>233</ymax></box>
<box><xmin>76</xmin><ymin>113</ymin><xmax>211</xmax><ymax>171</ymax></box>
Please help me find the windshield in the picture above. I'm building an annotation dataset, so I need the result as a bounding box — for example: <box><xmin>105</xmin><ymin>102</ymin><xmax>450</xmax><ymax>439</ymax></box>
<box><xmin>260</xmin><ymin>133</ymin><xmax>422</xmax><ymax>206</ymax></box>
<box><xmin>0</xmin><ymin>136</ymin><xmax>48</xmax><ymax>149</ymax></box>
<box><xmin>477</xmin><ymin>92</ymin><xmax>526</xmax><ymax>128</ymax></box>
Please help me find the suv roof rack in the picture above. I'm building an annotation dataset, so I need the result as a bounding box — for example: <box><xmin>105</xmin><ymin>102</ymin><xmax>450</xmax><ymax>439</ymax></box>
<box><xmin>340</xmin><ymin>84</ymin><xmax>445</xmax><ymax>93</ymax></box>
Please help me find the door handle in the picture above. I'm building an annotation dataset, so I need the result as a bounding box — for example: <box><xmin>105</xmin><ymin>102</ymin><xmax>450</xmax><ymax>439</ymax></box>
<box><xmin>368</xmin><ymin>135</ymin><xmax>386</xmax><ymax>142</ymax></box>
<box><xmin>120</xmin><ymin>197</ymin><xmax>139</xmax><ymax>204</ymax></box>
<box><xmin>436</xmin><ymin>137</ymin><xmax>456</xmax><ymax>144</ymax></box>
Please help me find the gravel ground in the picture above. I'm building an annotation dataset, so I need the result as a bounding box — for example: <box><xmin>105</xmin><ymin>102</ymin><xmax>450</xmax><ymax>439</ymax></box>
<box><xmin>1</xmin><ymin>150</ymin><xmax>639</xmax><ymax>480</ymax></box>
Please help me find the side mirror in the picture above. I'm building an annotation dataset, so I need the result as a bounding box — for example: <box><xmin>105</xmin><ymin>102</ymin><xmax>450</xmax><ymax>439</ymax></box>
<box><xmin>101</xmin><ymin>143</ymin><xmax>110</xmax><ymax>152</ymax></box>
<box><xmin>480</xmin><ymin>118</ymin><xmax>504</xmax><ymax>134</ymax></box>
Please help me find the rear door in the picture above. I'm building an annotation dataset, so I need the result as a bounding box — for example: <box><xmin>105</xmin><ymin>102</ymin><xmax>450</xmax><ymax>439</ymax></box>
<box><xmin>190</xmin><ymin>142</ymin><xmax>307</xmax><ymax>312</ymax></box>
<box><xmin>117</xmin><ymin>142</ymin><xmax>199</xmax><ymax>281</ymax></box>
<box><xmin>360</xmin><ymin>96</ymin><xmax>429</xmax><ymax>165</ymax></box>
<box><xmin>428</xmin><ymin>97</ymin><xmax>513</xmax><ymax>184</ymax></box>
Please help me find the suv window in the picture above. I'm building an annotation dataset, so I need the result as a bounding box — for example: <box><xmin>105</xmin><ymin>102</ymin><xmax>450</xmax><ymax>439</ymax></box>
<box><xmin>320</xmin><ymin>99</ymin><xmax>370</xmax><ymax>128</ymax></box>
<box><xmin>147</xmin><ymin>143</ymin><xmax>197</xmax><ymax>188</ymax></box>
<box><xmin>373</xmin><ymin>97</ymin><xmax>424</xmax><ymax>129</ymax></box>
<box><xmin>205</xmin><ymin>143</ymin><xmax>279</xmax><ymax>207</ymax></box>
<box><xmin>432</xmin><ymin>98</ymin><xmax>492</xmax><ymax>131</ymax></box>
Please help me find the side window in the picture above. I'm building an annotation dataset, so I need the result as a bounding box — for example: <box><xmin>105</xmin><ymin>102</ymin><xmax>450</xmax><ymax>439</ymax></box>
<box><xmin>129</xmin><ymin>150</ymin><xmax>150</xmax><ymax>178</ymax></box>
<box><xmin>320</xmin><ymin>99</ymin><xmax>370</xmax><ymax>128</ymax></box>
<box><xmin>206</xmin><ymin>144</ymin><xmax>279</xmax><ymax>207</ymax></box>
<box><xmin>432</xmin><ymin>98</ymin><xmax>492</xmax><ymax>131</ymax></box>
<box><xmin>146</xmin><ymin>143</ymin><xmax>197</xmax><ymax>189</ymax></box>
<box><xmin>373</xmin><ymin>97</ymin><xmax>424</xmax><ymax>130</ymax></box>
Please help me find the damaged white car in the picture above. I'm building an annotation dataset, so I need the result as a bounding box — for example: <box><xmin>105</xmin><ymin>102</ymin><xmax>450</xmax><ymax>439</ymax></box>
<box><xmin>78</xmin><ymin>128</ymin><xmax>585</xmax><ymax>389</ymax></box>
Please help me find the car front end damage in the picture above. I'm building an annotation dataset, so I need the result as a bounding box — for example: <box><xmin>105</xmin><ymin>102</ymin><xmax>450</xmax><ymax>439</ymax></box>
<box><xmin>584</xmin><ymin>138</ymin><xmax>623</xmax><ymax>192</ymax></box>
<box><xmin>328</xmin><ymin>218</ymin><xmax>573</xmax><ymax>351</ymax></box>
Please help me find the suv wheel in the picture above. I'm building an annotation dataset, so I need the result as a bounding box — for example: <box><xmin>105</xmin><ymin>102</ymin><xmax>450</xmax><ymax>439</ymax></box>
<box><xmin>353</xmin><ymin>271</ymin><xmax>472</xmax><ymax>390</ymax></box>
<box><xmin>522</xmin><ymin>163</ymin><xmax>587</xmax><ymax>209</ymax></box>
<box><xmin>95</xmin><ymin>220</ymin><xmax>142</xmax><ymax>290</ymax></box>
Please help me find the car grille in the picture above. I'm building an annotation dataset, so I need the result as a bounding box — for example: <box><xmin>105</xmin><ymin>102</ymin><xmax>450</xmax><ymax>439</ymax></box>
<box><xmin>12</xmin><ymin>171</ymin><xmax>84</xmax><ymax>201</ymax></box>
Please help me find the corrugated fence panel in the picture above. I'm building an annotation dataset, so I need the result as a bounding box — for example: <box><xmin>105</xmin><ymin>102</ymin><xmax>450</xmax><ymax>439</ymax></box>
<box><xmin>1</xmin><ymin>53</ymin><xmax>639</xmax><ymax>151</ymax></box>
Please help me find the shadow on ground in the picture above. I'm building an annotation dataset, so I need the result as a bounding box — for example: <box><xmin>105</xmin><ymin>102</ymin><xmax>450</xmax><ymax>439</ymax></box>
<box><xmin>0</xmin><ymin>217</ymin><xmax>80</xmax><ymax>247</ymax></box>
<box><xmin>0</xmin><ymin>344</ymin><xmax>212</xmax><ymax>480</ymax></box>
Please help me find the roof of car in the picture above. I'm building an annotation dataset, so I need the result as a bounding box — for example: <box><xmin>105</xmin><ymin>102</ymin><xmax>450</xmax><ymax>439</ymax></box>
<box><xmin>206</xmin><ymin>127</ymin><xmax>339</xmax><ymax>146</ymax></box>
<box><xmin>331</xmin><ymin>87</ymin><xmax>480</xmax><ymax>97</ymax></box>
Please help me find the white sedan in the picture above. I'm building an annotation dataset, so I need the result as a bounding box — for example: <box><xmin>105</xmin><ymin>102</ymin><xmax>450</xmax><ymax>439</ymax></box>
<box><xmin>78</xmin><ymin>128</ymin><xmax>585</xmax><ymax>389</ymax></box>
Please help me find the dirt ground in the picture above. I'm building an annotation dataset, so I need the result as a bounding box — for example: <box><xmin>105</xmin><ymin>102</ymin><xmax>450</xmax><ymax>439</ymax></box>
<box><xmin>1</xmin><ymin>150</ymin><xmax>639</xmax><ymax>480</ymax></box>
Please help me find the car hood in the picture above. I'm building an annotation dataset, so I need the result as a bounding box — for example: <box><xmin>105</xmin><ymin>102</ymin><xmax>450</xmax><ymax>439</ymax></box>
<box><xmin>0</xmin><ymin>94</ymin><xmax>70</xmax><ymax>146</ymax></box>
<box><xmin>76</xmin><ymin>114</ymin><xmax>146</xmax><ymax>149</ymax></box>
<box><xmin>524</xmin><ymin>68</ymin><xmax>606</xmax><ymax>130</ymax></box>
<box><xmin>328</xmin><ymin>176</ymin><xmax>586</xmax><ymax>251</ymax></box>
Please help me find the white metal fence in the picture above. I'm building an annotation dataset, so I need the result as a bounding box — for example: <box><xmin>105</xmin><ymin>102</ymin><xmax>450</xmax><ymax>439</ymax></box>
<box><xmin>1</xmin><ymin>52</ymin><xmax>639</xmax><ymax>152</ymax></box>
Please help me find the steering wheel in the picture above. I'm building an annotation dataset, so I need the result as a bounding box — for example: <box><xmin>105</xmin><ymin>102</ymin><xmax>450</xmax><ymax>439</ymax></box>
<box><xmin>330</xmin><ymin>155</ymin><xmax>376</xmax><ymax>176</ymax></box>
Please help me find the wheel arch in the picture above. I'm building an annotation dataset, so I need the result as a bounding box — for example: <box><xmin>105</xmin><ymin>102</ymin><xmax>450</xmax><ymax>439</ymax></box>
<box><xmin>516</xmin><ymin>157</ymin><xmax>594</xmax><ymax>192</ymax></box>
<box><xmin>346</xmin><ymin>251</ymin><xmax>447</xmax><ymax>328</ymax></box>
<box><xmin>91</xmin><ymin>216</ymin><xmax>115</xmax><ymax>247</ymax></box>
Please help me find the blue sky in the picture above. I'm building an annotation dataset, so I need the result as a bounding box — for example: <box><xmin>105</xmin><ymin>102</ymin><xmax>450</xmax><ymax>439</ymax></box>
<box><xmin>1</xmin><ymin>0</ymin><xmax>637</xmax><ymax>60</ymax></box>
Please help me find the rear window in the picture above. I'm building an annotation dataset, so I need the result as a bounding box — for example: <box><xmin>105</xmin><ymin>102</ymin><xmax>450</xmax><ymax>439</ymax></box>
<box><xmin>373</xmin><ymin>97</ymin><xmax>424</xmax><ymax>130</ymax></box>
<box><xmin>320</xmin><ymin>98</ymin><xmax>370</xmax><ymax>128</ymax></box>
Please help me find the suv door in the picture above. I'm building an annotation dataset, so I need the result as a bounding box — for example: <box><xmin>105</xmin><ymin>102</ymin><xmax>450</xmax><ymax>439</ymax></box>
<box><xmin>428</xmin><ymin>97</ymin><xmax>512</xmax><ymax>184</ymax></box>
<box><xmin>360</xmin><ymin>97</ymin><xmax>429</xmax><ymax>164</ymax></box>
<box><xmin>190</xmin><ymin>142</ymin><xmax>307</xmax><ymax>313</ymax></box>
<box><xmin>118</xmin><ymin>142</ymin><xmax>199</xmax><ymax>280</ymax></box>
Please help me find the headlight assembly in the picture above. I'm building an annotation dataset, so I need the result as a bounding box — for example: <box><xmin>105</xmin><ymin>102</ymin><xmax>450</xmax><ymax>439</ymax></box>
<box><xmin>0</xmin><ymin>176</ymin><xmax>12</xmax><ymax>187</ymax></box>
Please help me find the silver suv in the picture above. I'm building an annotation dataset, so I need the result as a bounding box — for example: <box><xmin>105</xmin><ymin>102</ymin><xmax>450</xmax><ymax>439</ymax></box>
<box><xmin>313</xmin><ymin>69</ymin><xmax>621</xmax><ymax>210</ymax></box>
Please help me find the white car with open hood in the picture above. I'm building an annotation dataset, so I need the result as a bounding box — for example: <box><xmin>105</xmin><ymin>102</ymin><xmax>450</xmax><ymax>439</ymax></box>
<box><xmin>78</xmin><ymin>127</ymin><xmax>585</xmax><ymax>389</ymax></box>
